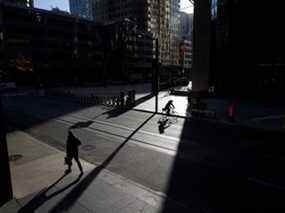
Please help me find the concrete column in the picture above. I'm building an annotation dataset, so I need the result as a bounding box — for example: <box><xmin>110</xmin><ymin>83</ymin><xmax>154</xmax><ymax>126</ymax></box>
<box><xmin>0</xmin><ymin>5</ymin><xmax>13</xmax><ymax>207</ymax></box>
<box><xmin>192</xmin><ymin>0</ymin><xmax>211</xmax><ymax>93</ymax></box>
<box><xmin>0</xmin><ymin>99</ymin><xmax>13</xmax><ymax>206</ymax></box>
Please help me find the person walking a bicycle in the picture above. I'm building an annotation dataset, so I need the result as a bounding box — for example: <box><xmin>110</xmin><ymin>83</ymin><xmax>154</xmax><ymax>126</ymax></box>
<box><xmin>163</xmin><ymin>100</ymin><xmax>175</xmax><ymax>116</ymax></box>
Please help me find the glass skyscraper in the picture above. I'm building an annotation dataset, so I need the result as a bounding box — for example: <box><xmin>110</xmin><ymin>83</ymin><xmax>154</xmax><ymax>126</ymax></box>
<box><xmin>69</xmin><ymin>0</ymin><xmax>94</xmax><ymax>20</ymax></box>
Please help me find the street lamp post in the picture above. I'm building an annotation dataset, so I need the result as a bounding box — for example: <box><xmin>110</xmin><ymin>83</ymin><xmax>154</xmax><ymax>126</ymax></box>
<box><xmin>154</xmin><ymin>38</ymin><xmax>159</xmax><ymax>113</ymax></box>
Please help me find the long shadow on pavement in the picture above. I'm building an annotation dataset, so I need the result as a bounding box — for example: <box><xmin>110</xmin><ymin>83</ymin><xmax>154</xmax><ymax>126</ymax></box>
<box><xmin>3</xmin><ymin>96</ymin><xmax>103</xmax><ymax>133</ymax></box>
<box><xmin>48</xmin><ymin>113</ymin><xmax>155</xmax><ymax>212</ymax></box>
<box><xmin>4</xmin><ymin>93</ymin><xmax>154</xmax><ymax>133</ymax></box>
<box><xmin>18</xmin><ymin>172</ymin><xmax>83</xmax><ymax>213</ymax></box>
<box><xmin>160</xmin><ymin>119</ymin><xmax>285</xmax><ymax>212</ymax></box>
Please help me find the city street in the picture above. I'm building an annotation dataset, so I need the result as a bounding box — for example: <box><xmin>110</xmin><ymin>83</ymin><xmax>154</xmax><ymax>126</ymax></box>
<box><xmin>1</xmin><ymin>0</ymin><xmax>285</xmax><ymax>212</ymax></box>
<box><xmin>3</xmin><ymin>95</ymin><xmax>285</xmax><ymax>212</ymax></box>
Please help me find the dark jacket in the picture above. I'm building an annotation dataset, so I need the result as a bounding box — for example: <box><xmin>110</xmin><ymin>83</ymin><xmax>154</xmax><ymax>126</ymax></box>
<box><xmin>66</xmin><ymin>131</ymin><xmax>81</xmax><ymax>156</ymax></box>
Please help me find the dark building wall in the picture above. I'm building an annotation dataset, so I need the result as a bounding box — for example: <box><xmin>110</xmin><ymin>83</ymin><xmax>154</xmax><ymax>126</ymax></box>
<box><xmin>0</xmin><ymin>3</ymin><xmax>105</xmax><ymax>86</ymax></box>
<box><xmin>0</xmin><ymin>7</ymin><xmax>13</xmax><ymax>207</ymax></box>
<box><xmin>103</xmin><ymin>19</ymin><xmax>153</xmax><ymax>83</ymax></box>
<box><xmin>0</xmin><ymin>99</ymin><xmax>13</xmax><ymax>207</ymax></box>
<box><xmin>2</xmin><ymin>0</ymin><xmax>33</xmax><ymax>7</ymax></box>
<box><xmin>0</xmin><ymin>3</ymin><xmax>153</xmax><ymax>85</ymax></box>
<box><xmin>212</xmin><ymin>0</ymin><xmax>285</xmax><ymax>98</ymax></box>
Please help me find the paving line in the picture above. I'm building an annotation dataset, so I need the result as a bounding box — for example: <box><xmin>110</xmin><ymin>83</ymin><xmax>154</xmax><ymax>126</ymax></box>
<box><xmin>67</xmin><ymin>113</ymin><xmax>185</xmax><ymax>143</ymax></box>
<box><xmin>248</xmin><ymin>177</ymin><xmax>285</xmax><ymax>191</ymax></box>
<box><xmin>250</xmin><ymin>115</ymin><xmax>285</xmax><ymax>122</ymax></box>
<box><xmin>7</xmin><ymin>105</ymin><xmax>178</xmax><ymax>154</ymax></box>
<box><xmin>55</xmin><ymin>117</ymin><xmax>177</xmax><ymax>156</ymax></box>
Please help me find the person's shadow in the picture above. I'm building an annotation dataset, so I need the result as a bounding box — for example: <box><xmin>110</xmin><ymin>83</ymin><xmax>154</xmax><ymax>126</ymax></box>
<box><xmin>69</xmin><ymin>120</ymin><xmax>94</xmax><ymax>129</ymax></box>
<box><xmin>158</xmin><ymin>118</ymin><xmax>170</xmax><ymax>134</ymax></box>
<box><xmin>102</xmin><ymin>108</ymin><xmax>127</xmax><ymax>119</ymax></box>
<box><xmin>18</xmin><ymin>172</ymin><xmax>83</xmax><ymax>213</ymax></box>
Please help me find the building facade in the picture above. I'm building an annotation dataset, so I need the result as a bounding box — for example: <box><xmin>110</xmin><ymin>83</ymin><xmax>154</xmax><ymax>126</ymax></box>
<box><xmin>168</xmin><ymin>0</ymin><xmax>180</xmax><ymax>66</ymax></box>
<box><xmin>103</xmin><ymin>19</ymin><xmax>154</xmax><ymax>82</ymax></box>
<box><xmin>69</xmin><ymin>0</ymin><xmax>94</xmax><ymax>20</ymax></box>
<box><xmin>94</xmin><ymin>0</ymin><xmax>150</xmax><ymax>31</ymax></box>
<box><xmin>0</xmin><ymin>2</ymin><xmax>105</xmax><ymax>85</ymax></box>
<box><xmin>0</xmin><ymin>2</ymin><xmax>154</xmax><ymax>85</ymax></box>
<box><xmin>179</xmin><ymin>11</ymin><xmax>193</xmax><ymax>40</ymax></box>
<box><xmin>94</xmin><ymin>0</ymin><xmax>181</xmax><ymax>68</ymax></box>
<box><xmin>179</xmin><ymin>39</ymin><xmax>192</xmax><ymax>73</ymax></box>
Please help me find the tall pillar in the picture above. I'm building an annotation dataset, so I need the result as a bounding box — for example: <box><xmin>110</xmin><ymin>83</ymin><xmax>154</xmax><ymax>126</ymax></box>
<box><xmin>0</xmin><ymin>4</ymin><xmax>13</xmax><ymax>207</ymax></box>
<box><xmin>191</xmin><ymin>0</ymin><xmax>211</xmax><ymax>93</ymax></box>
<box><xmin>0</xmin><ymin>99</ymin><xmax>13</xmax><ymax>207</ymax></box>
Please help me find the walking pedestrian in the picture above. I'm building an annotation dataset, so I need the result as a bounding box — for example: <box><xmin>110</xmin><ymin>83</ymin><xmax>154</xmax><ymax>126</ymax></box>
<box><xmin>64</xmin><ymin>130</ymin><xmax>83</xmax><ymax>175</ymax></box>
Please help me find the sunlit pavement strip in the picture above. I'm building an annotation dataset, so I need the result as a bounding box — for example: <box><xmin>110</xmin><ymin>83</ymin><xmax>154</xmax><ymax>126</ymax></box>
<box><xmin>55</xmin><ymin>113</ymin><xmax>200</xmax><ymax>153</ymax></box>
<box><xmin>4</xmin><ymin>131</ymin><xmax>176</xmax><ymax>213</ymax></box>
<box><xmin>55</xmin><ymin>117</ymin><xmax>178</xmax><ymax>156</ymax></box>
<box><xmin>66</xmin><ymin>112</ymin><xmax>184</xmax><ymax>142</ymax></box>
<box><xmin>54</xmin><ymin>111</ymin><xmax>203</xmax><ymax>158</ymax></box>
<box><xmin>135</xmin><ymin>92</ymin><xmax>189</xmax><ymax>117</ymax></box>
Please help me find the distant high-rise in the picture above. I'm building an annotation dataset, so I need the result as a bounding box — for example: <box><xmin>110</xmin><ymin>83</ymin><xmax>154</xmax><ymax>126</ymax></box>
<box><xmin>69</xmin><ymin>0</ymin><xmax>94</xmax><ymax>20</ymax></box>
<box><xmin>94</xmin><ymin>0</ymin><xmax>181</xmax><ymax>66</ymax></box>
<box><xmin>179</xmin><ymin>12</ymin><xmax>193</xmax><ymax>40</ymax></box>
<box><xmin>169</xmin><ymin>0</ymin><xmax>181</xmax><ymax>65</ymax></box>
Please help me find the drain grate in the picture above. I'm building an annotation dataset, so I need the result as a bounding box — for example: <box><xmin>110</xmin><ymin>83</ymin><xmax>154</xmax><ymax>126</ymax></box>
<box><xmin>9</xmin><ymin>154</ymin><xmax>23</xmax><ymax>162</ymax></box>
<box><xmin>81</xmin><ymin>145</ymin><xmax>96</xmax><ymax>151</ymax></box>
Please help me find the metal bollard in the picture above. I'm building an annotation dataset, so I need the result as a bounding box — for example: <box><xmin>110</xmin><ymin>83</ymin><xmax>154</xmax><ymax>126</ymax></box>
<box><xmin>91</xmin><ymin>94</ymin><xmax>95</xmax><ymax>104</ymax></box>
<box><xmin>132</xmin><ymin>90</ymin><xmax>136</xmax><ymax>106</ymax></box>
<box><xmin>112</xmin><ymin>97</ymin><xmax>116</xmax><ymax>107</ymax></box>
<box><xmin>120</xmin><ymin>92</ymin><xmax>125</xmax><ymax>109</ymax></box>
<box><xmin>103</xmin><ymin>97</ymin><xmax>107</xmax><ymax>106</ymax></box>
<box><xmin>115</xmin><ymin>96</ymin><xmax>119</xmax><ymax>108</ymax></box>
<box><xmin>126</xmin><ymin>91</ymin><xmax>132</xmax><ymax>108</ymax></box>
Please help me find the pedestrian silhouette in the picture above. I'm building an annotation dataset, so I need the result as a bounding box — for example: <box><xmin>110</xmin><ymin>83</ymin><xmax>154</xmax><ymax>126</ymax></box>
<box><xmin>65</xmin><ymin>130</ymin><xmax>83</xmax><ymax>175</ymax></box>
<box><xmin>162</xmin><ymin>100</ymin><xmax>175</xmax><ymax>116</ymax></box>
<box><xmin>157</xmin><ymin>118</ymin><xmax>170</xmax><ymax>134</ymax></box>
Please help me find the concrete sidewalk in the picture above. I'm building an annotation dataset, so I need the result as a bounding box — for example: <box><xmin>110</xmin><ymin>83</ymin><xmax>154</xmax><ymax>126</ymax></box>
<box><xmin>1</xmin><ymin>130</ymin><xmax>184</xmax><ymax>213</ymax></box>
